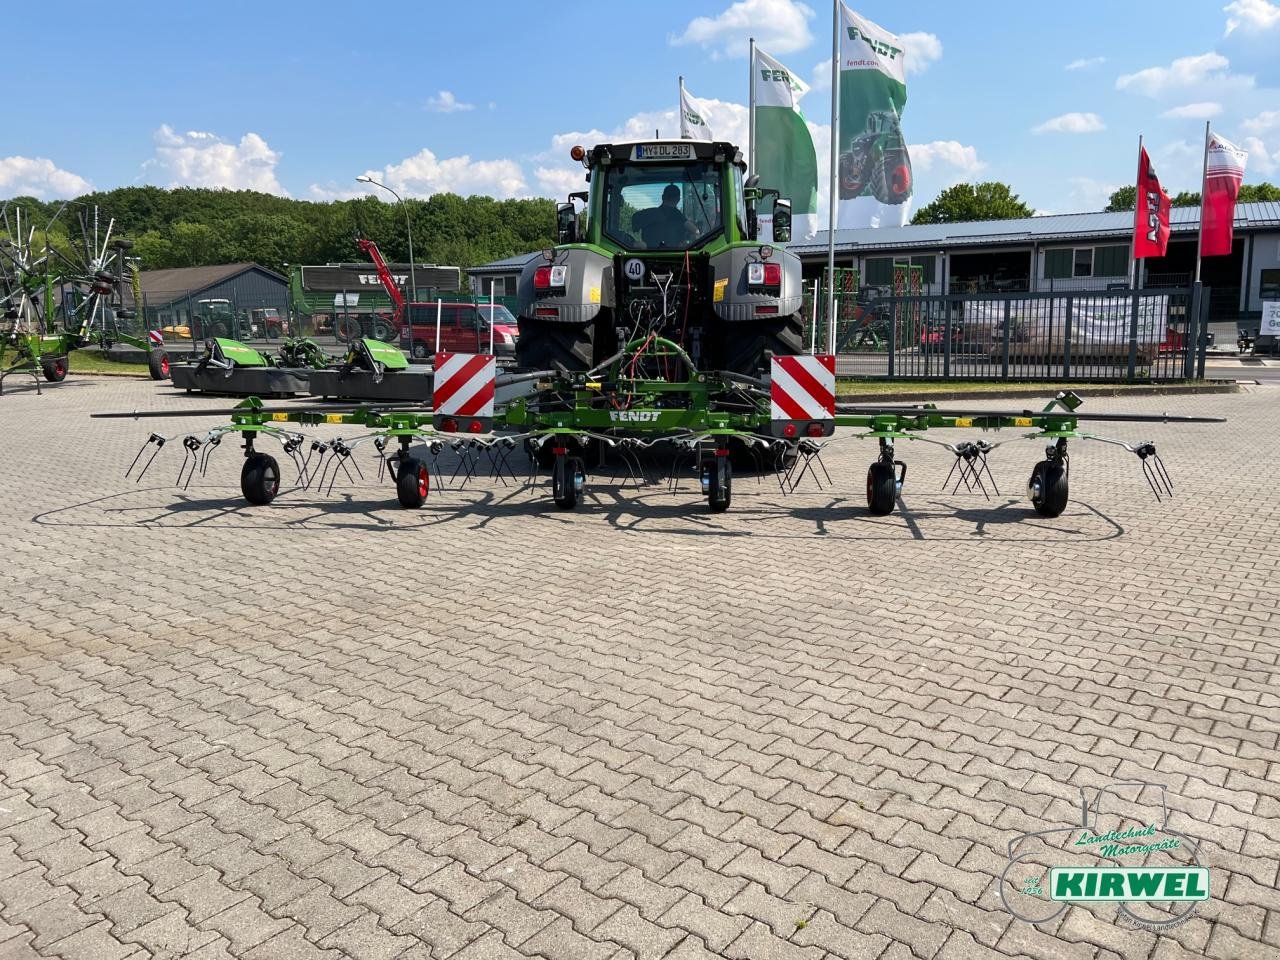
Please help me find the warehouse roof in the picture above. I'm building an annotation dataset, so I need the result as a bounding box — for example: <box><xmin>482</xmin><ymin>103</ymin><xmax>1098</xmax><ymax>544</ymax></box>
<box><xmin>791</xmin><ymin>201</ymin><xmax>1280</xmax><ymax>255</ymax></box>
<box><xmin>137</xmin><ymin>262</ymin><xmax>285</xmax><ymax>298</ymax></box>
<box><xmin>468</xmin><ymin>252</ymin><xmax>540</xmax><ymax>274</ymax></box>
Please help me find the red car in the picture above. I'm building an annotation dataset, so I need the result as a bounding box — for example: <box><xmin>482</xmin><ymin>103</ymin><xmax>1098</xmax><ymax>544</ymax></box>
<box><xmin>401</xmin><ymin>302</ymin><xmax>520</xmax><ymax>359</ymax></box>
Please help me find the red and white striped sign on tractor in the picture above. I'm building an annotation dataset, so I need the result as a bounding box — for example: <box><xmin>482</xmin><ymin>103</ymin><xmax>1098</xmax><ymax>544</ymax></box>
<box><xmin>770</xmin><ymin>354</ymin><xmax>836</xmax><ymax>438</ymax></box>
<box><xmin>432</xmin><ymin>352</ymin><xmax>496</xmax><ymax>433</ymax></box>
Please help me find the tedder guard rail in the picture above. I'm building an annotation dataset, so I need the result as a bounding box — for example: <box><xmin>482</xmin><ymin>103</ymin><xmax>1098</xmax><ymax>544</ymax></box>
<box><xmin>93</xmin><ymin>338</ymin><xmax>1224</xmax><ymax>517</ymax></box>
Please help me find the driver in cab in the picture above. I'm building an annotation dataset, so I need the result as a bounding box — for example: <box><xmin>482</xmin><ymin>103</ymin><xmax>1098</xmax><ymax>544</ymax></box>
<box><xmin>632</xmin><ymin>184</ymin><xmax>697</xmax><ymax>249</ymax></box>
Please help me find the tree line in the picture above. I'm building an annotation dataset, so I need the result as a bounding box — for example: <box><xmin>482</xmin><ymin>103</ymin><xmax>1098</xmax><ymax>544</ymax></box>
<box><xmin>1</xmin><ymin>187</ymin><xmax>558</xmax><ymax>283</ymax></box>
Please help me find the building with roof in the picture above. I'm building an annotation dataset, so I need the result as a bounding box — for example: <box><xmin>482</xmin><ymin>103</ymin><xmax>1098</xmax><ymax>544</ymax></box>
<box><xmin>466</xmin><ymin>252</ymin><xmax>539</xmax><ymax>299</ymax></box>
<box><xmin>131</xmin><ymin>262</ymin><xmax>289</xmax><ymax>326</ymax></box>
<box><xmin>792</xmin><ymin>201</ymin><xmax>1280</xmax><ymax>326</ymax></box>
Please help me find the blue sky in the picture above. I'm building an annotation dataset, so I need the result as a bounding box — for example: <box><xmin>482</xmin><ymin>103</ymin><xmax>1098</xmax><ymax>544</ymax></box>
<box><xmin>3</xmin><ymin>0</ymin><xmax>1278</xmax><ymax>216</ymax></box>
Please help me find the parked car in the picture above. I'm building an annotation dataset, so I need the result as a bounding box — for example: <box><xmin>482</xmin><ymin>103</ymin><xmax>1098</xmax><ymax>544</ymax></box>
<box><xmin>248</xmin><ymin>307</ymin><xmax>288</xmax><ymax>338</ymax></box>
<box><xmin>401</xmin><ymin>302</ymin><xmax>519</xmax><ymax>359</ymax></box>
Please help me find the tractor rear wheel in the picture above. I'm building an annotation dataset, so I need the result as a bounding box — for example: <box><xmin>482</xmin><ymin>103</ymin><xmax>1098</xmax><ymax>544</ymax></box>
<box><xmin>718</xmin><ymin>313</ymin><xmax>804</xmax><ymax>377</ymax></box>
<box><xmin>148</xmin><ymin>348</ymin><xmax>170</xmax><ymax>380</ymax></box>
<box><xmin>241</xmin><ymin>453</ymin><xmax>281</xmax><ymax>505</ymax></box>
<box><xmin>516</xmin><ymin>316</ymin><xmax>597</xmax><ymax>373</ymax></box>
<box><xmin>396</xmin><ymin>457</ymin><xmax>430</xmax><ymax>508</ymax></box>
<box><xmin>41</xmin><ymin>356</ymin><xmax>68</xmax><ymax>382</ymax></box>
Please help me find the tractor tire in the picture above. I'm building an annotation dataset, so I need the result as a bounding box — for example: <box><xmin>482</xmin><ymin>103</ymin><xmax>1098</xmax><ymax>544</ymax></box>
<box><xmin>241</xmin><ymin>452</ymin><xmax>281</xmax><ymax>506</ymax></box>
<box><xmin>516</xmin><ymin>316</ymin><xmax>597</xmax><ymax>373</ymax></box>
<box><xmin>41</xmin><ymin>356</ymin><xmax>68</xmax><ymax>382</ymax></box>
<box><xmin>396</xmin><ymin>457</ymin><xmax>430</xmax><ymax>509</ymax></box>
<box><xmin>336</xmin><ymin>318</ymin><xmax>362</xmax><ymax>343</ymax></box>
<box><xmin>370</xmin><ymin>317</ymin><xmax>396</xmax><ymax>342</ymax></box>
<box><xmin>148</xmin><ymin>348</ymin><xmax>170</xmax><ymax>380</ymax></box>
<box><xmin>717</xmin><ymin>313</ymin><xmax>805</xmax><ymax>377</ymax></box>
<box><xmin>866</xmin><ymin>460</ymin><xmax>897</xmax><ymax>515</ymax></box>
<box><xmin>1028</xmin><ymin>460</ymin><xmax>1068</xmax><ymax>518</ymax></box>
<box><xmin>411</xmin><ymin>339</ymin><xmax>433</xmax><ymax>360</ymax></box>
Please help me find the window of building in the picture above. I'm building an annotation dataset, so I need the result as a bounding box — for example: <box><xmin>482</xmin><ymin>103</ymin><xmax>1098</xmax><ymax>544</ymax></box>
<box><xmin>1045</xmin><ymin>248</ymin><xmax>1072</xmax><ymax>279</ymax></box>
<box><xmin>1073</xmin><ymin>248</ymin><xmax>1093</xmax><ymax>277</ymax></box>
<box><xmin>864</xmin><ymin>257</ymin><xmax>894</xmax><ymax>286</ymax></box>
<box><xmin>1093</xmin><ymin>245</ymin><xmax>1129</xmax><ymax>277</ymax></box>
<box><xmin>1045</xmin><ymin>244</ymin><xmax>1129</xmax><ymax>280</ymax></box>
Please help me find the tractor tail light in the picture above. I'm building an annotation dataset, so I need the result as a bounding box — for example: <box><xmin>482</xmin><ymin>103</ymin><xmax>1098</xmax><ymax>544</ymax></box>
<box><xmin>534</xmin><ymin>264</ymin><xmax>568</xmax><ymax>292</ymax></box>
<box><xmin>747</xmin><ymin>261</ymin><xmax>782</xmax><ymax>290</ymax></box>
<box><xmin>763</xmin><ymin>262</ymin><xmax>782</xmax><ymax>287</ymax></box>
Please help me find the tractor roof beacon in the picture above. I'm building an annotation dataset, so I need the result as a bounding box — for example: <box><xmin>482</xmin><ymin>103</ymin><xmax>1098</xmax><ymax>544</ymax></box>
<box><xmin>515</xmin><ymin>139</ymin><xmax>804</xmax><ymax>377</ymax></box>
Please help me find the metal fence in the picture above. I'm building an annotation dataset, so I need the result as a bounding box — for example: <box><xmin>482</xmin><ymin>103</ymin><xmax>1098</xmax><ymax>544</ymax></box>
<box><xmin>801</xmin><ymin>281</ymin><xmax>1210</xmax><ymax>381</ymax></box>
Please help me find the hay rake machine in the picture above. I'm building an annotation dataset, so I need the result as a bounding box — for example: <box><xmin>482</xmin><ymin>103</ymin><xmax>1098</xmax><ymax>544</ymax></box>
<box><xmin>1</xmin><ymin>200</ymin><xmax>169</xmax><ymax>393</ymax></box>
<box><xmin>96</xmin><ymin>336</ymin><xmax>1220</xmax><ymax>517</ymax></box>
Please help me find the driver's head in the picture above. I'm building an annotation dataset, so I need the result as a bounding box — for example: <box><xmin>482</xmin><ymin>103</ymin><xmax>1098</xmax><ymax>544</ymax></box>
<box><xmin>662</xmin><ymin>184</ymin><xmax>680</xmax><ymax>207</ymax></box>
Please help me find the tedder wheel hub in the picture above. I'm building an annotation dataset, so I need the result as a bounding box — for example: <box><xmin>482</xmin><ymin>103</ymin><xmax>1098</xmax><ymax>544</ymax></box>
<box><xmin>241</xmin><ymin>452</ymin><xmax>281</xmax><ymax>505</ymax></box>
<box><xmin>396</xmin><ymin>457</ymin><xmax>430</xmax><ymax>509</ymax></box>
<box><xmin>553</xmin><ymin>454</ymin><xmax>584</xmax><ymax>510</ymax></box>
<box><xmin>704</xmin><ymin>455</ymin><xmax>732</xmax><ymax>513</ymax></box>
<box><xmin>42</xmin><ymin>358</ymin><xmax>68</xmax><ymax>383</ymax></box>
<box><xmin>866</xmin><ymin>460</ymin><xmax>898</xmax><ymax>516</ymax></box>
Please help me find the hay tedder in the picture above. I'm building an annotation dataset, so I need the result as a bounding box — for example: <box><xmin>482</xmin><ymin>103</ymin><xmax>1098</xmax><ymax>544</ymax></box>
<box><xmin>97</xmin><ymin>338</ymin><xmax>1218</xmax><ymax>518</ymax></box>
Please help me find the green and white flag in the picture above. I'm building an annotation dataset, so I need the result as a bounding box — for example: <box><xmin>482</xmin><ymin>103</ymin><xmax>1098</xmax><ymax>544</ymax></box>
<box><xmin>679</xmin><ymin>80</ymin><xmax>713</xmax><ymax>141</ymax></box>
<box><xmin>752</xmin><ymin>47</ymin><xmax>819</xmax><ymax>241</ymax></box>
<box><xmin>836</xmin><ymin>5</ymin><xmax>913</xmax><ymax>228</ymax></box>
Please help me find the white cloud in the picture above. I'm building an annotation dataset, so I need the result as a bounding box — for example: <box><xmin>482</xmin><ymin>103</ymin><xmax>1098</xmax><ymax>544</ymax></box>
<box><xmin>901</xmin><ymin>32</ymin><xmax>942</xmax><ymax>75</ymax></box>
<box><xmin>1161</xmin><ymin>102</ymin><xmax>1223</xmax><ymax>120</ymax></box>
<box><xmin>1243</xmin><ymin>110</ymin><xmax>1280</xmax><ymax>135</ymax></box>
<box><xmin>1116</xmin><ymin>52</ymin><xmax>1251</xmax><ymax>98</ymax></box>
<box><xmin>148</xmin><ymin>124</ymin><xmax>287</xmax><ymax>195</ymax></box>
<box><xmin>359</xmin><ymin>148</ymin><xmax>527</xmax><ymax>199</ymax></box>
<box><xmin>0</xmin><ymin>156</ymin><xmax>91</xmax><ymax>199</ymax></box>
<box><xmin>1066</xmin><ymin>177</ymin><xmax>1121</xmax><ymax>212</ymax></box>
<box><xmin>1151</xmin><ymin>139</ymin><xmax>1206</xmax><ymax>192</ymax></box>
<box><xmin>810</xmin><ymin>58</ymin><xmax>832</xmax><ymax>91</ymax></box>
<box><xmin>1032</xmin><ymin>112</ymin><xmax>1105</xmax><ymax>134</ymax></box>
<box><xmin>671</xmin><ymin>0</ymin><xmax>814</xmax><ymax>59</ymax></box>
<box><xmin>1225</xmin><ymin>0</ymin><xmax>1280</xmax><ymax>34</ymax></box>
<box><xmin>1065</xmin><ymin>56</ymin><xmax>1106</xmax><ymax>71</ymax></box>
<box><xmin>533</xmin><ymin>167</ymin><xmax>589</xmax><ymax>199</ymax></box>
<box><xmin>1242</xmin><ymin>136</ymin><xmax>1279</xmax><ymax>176</ymax></box>
<box><xmin>425</xmin><ymin>91</ymin><xmax>474</xmax><ymax>113</ymax></box>
<box><xmin>909</xmin><ymin>141</ymin><xmax>986</xmax><ymax>179</ymax></box>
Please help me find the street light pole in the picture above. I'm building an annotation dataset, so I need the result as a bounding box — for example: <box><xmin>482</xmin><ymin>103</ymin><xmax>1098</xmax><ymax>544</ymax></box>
<box><xmin>356</xmin><ymin>175</ymin><xmax>416</xmax><ymax>301</ymax></box>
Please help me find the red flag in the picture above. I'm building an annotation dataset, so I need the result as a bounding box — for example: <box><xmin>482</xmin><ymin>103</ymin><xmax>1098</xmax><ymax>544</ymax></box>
<box><xmin>1133</xmin><ymin>146</ymin><xmax>1170</xmax><ymax>259</ymax></box>
<box><xmin>1200</xmin><ymin>134</ymin><xmax>1248</xmax><ymax>257</ymax></box>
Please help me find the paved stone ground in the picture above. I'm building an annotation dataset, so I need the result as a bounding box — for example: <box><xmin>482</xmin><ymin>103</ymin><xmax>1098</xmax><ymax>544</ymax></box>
<box><xmin>0</xmin><ymin>376</ymin><xmax>1276</xmax><ymax>960</ymax></box>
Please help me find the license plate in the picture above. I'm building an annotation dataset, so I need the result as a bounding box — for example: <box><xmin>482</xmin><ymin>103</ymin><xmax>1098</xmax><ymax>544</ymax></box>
<box><xmin>633</xmin><ymin>143</ymin><xmax>693</xmax><ymax>161</ymax></box>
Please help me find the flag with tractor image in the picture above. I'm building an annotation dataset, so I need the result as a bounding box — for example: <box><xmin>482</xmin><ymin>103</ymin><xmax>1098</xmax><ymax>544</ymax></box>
<box><xmin>836</xmin><ymin>5</ymin><xmax>913</xmax><ymax>227</ymax></box>
<box><xmin>752</xmin><ymin>47</ymin><xmax>820</xmax><ymax>242</ymax></box>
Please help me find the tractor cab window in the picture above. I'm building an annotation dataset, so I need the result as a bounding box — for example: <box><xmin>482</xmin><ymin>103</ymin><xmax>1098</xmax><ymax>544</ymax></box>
<box><xmin>603</xmin><ymin>162</ymin><xmax>722</xmax><ymax>251</ymax></box>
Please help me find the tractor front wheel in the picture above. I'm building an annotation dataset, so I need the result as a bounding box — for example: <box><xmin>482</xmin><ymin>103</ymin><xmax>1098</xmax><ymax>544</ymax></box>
<box><xmin>148</xmin><ymin>348</ymin><xmax>170</xmax><ymax>380</ymax></box>
<box><xmin>41</xmin><ymin>356</ymin><xmax>68</xmax><ymax>382</ymax></box>
<box><xmin>241</xmin><ymin>452</ymin><xmax>281</xmax><ymax>505</ymax></box>
<box><xmin>396</xmin><ymin>457</ymin><xmax>430</xmax><ymax>509</ymax></box>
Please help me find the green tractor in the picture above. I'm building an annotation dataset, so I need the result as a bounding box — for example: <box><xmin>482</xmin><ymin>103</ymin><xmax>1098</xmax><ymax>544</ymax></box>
<box><xmin>838</xmin><ymin>110</ymin><xmax>912</xmax><ymax>206</ymax></box>
<box><xmin>515</xmin><ymin>139</ymin><xmax>804</xmax><ymax>376</ymax></box>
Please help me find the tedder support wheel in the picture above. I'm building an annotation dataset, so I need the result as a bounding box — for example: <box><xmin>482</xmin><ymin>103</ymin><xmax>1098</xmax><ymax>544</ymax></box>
<box><xmin>41</xmin><ymin>357</ymin><xmax>68</xmax><ymax>382</ymax></box>
<box><xmin>148</xmin><ymin>348</ymin><xmax>170</xmax><ymax>380</ymax></box>
<box><xmin>707</xmin><ymin>456</ymin><xmax>732</xmax><ymax>512</ymax></box>
<box><xmin>1028</xmin><ymin>460</ymin><xmax>1068</xmax><ymax>517</ymax></box>
<box><xmin>241</xmin><ymin>452</ymin><xmax>281</xmax><ymax>505</ymax></box>
<box><xmin>866</xmin><ymin>460</ymin><xmax>898</xmax><ymax>515</ymax></box>
<box><xmin>396</xmin><ymin>457</ymin><xmax>430</xmax><ymax>509</ymax></box>
<box><xmin>553</xmin><ymin>455</ymin><xmax>583</xmax><ymax>509</ymax></box>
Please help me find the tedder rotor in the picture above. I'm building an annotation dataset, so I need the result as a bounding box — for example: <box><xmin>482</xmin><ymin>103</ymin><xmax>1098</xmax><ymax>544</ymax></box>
<box><xmin>96</xmin><ymin>335</ymin><xmax>1221</xmax><ymax>518</ymax></box>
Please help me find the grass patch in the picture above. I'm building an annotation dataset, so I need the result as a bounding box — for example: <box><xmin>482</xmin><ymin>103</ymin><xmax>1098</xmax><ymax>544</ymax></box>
<box><xmin>835</xmin><ymin>379</ymin><xmax>1193</xmax><ymax>396</ymax></box>
<box><xmin>68</xmin><ymin>350</ymin><xmax>151</xmax><ymax>377</ymax></box>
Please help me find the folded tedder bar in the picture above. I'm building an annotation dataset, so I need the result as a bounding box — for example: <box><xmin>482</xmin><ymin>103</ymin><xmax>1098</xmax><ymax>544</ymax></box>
<box><xmin>93</xmin><ymin>338</ymin><xmax>1222</xmax><ymax>518</ymax></box>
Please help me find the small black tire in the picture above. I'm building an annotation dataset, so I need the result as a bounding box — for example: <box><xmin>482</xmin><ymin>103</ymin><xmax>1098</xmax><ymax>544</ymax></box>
<box><xmin>42</xmin><ymin>357</ymin><xmax>69</xmax><ymax>382</ymax></box>
<box><xmin>553</xmin><ymin>456</ymin><xmax>582</xmax><ymax>509</ymax></box>
<box><xmin>708</xmin><ymin>457</ymin><xmax>732</xmax><ymax>513</ymax></box>
<box><xmin>1028</xmin><ymin>460</ymin><xmax>1068</xmax><ymax>518</ymax></box>
<box><xmin>411</xmin><ymin>339</ymin><xmax>432</xmax><ymax>360</ymax></box>
<box><xmin>241</xmin><ymin>453</ymin><xmax>281</xmax><ymax>505</ymax></box>
<box><xmin>866</xmin><ymin>460</ymin><xmax>897</xmax><ymax>515</ymax></box>
<box><xmin>396</xmin><ymin>457</ymin><xmax>430</xmax><ymax>509</ymax></box>
<box><xmin>148</xmin><ymin>348</ymin><xmax>170</xmax><ymax>380</ymax></box>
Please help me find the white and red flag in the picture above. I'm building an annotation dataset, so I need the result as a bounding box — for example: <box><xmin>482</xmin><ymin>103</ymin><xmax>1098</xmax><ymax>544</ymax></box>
<box><xmin>1200</xmin><ymin>133</ymin><xmax>1248</xmax><ymax>257</ymax></box>
<box><xmin>1133</xmin><ymin>146</ymin><xmax>1170</xmax><ymax>259</ymax></box>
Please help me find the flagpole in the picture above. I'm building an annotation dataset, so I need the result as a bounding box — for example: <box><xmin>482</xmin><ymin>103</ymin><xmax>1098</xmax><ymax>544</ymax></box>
<box><xmin>1129</xmin><ymin>134</ymin><xmax>1143</xmax><ymax>289</ymax></box>
<box><xmin>1195</xmin><ymin>120</ymin><xmax>1210</xmax><ymax>284</ymax></box>
<box><xmin>825</xmin><ymin>1</ymin><xmax>839</xmax><ymax>354</ymax></box>
<box><xmin>679</xmin><ymin>75</ymin><xmax>685</xmax><ymax>139</ymax></box>
<box><xmin>748</xmin><ymin>38</ymin><xmax>756</xmax><ymax>179</ymax></box>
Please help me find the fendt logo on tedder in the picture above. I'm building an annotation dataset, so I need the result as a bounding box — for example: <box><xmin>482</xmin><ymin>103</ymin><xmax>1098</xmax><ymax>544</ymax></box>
<box><xmin>847</xmin><ymin>27</ymin><xmax>902</xmax><ymax>60</ymax></box>
<box><xmin>609</xmin><ymin>410</ymin><xmax>661</xmax><ymax>423</ymax></box>
<box><xmin>1051</xmin><ymin>868</ymin><xmax>1209</xmax><ymax>902</ymax></box>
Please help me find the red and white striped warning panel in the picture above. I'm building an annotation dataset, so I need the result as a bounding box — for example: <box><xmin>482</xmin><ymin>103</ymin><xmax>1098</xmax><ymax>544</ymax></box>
<box><xmin>770</xmin><ymin>354</ymin><xmax>836</xmax><ymax>438</ymax></box>
<box><xmin>147</xmin><ymin>329</ymin><xmax>164</xmax><ymax>346</ymax></box>
<box><xmin>432</xmin><ymin>352</ymin><xmax>496</xmax><ymax>432</ymax></box>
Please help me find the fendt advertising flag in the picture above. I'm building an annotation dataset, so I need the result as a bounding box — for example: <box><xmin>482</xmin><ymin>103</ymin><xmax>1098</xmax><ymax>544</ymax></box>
<box><xmin>679</xmin><ymin>79</ymin><xmax>713</xmax><ymax>141</ymax></box>
<box><xmin>752</xmin><ymin>47</ymin><xmax>820</xmax><ymax>241</ymax></box>
<box><xmin>1200</xmin><ymin>132</ymin><xmax>1248</xmax><ymax>257</ymax></box>
<box><xmin>836</xmin><ymin>5</ymin><xmax>913</xmax><ymax>228</ymax></box>
<box><xmin>1134</xmin><ymin>145</ymin><xmax>1171</xmax><ymax>259</ymax></box>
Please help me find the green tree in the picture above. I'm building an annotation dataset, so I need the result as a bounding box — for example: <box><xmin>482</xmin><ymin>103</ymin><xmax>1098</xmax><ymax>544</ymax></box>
<box><xmin>1104</xmin><ymin>185</ymin><xmax>1136</xmax><ymax>212</ymax></box>
<box><xmin>911</xmin><ymin>182</ymin><xmax>1034</xmax><ymax>224</ymax></box>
